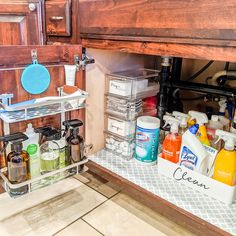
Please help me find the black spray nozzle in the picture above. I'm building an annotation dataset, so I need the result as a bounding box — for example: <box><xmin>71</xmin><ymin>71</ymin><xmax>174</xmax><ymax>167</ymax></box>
<box><xmin>62</xmin><ymin>119</ymin><xmax>83</xmax><ymax>137</ymax></box>
<box><xmin>35</xmin><ymin>126</ymin><xmax>53</xmax><ymax>134</ymax></box>
<box><xmin>43</xmin><ymin>129</ymin><xmax>61</xmax><ymax>141</ymax></box>
<box><xmin>0</xmin><ymin>132</ymin><xmax>28</xmax><ymax>144</ymax></box>
<box><xmin>63</xmin><ymin>119</ymin><xmax>83</xmax><ymax>128</ymax></box>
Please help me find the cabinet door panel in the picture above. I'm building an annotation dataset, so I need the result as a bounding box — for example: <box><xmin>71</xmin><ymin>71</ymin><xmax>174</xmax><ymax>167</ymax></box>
<box><xmin>46</xmin><ymin>0</ymin><xmax>71</xmax><ymax>36</ymax></box>
<box><xmin>0</xmin><ymin>1</ymin><xmax>44</xmax><ymax>45</ymax></box>
<box><xmin>0</xmin><ymin>45</ymin><xmax>85</xmax><ymax>167</ymax></box>
<box><xmin>79</xmin><ymin>0</ymin><xmax>236</xmax><ymax>46</ymax></box>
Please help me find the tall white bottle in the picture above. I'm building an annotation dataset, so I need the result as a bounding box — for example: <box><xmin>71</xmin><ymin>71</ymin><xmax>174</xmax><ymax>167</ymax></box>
<box><xmin>179</xmin><ymin>124</ymin><xmax>208</xmax><ymax>175</ymax></box>
<box><xmin>23</xmin><ymin>123</ymin><xmax>40</xmax><ymax>178</ymax></box>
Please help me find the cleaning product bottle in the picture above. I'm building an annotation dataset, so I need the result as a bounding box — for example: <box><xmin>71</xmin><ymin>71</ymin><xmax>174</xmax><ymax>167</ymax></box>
<box><xmin>23</xmin><ymin>123</ymin><xmax>40</xmax><ymax>178</ymax></box>
<box><xmin>213</xmin><ymin>130</ymin><xmax>236</xmax><ymax>186</ymax></box>
<box><xmin>179</xmin><ymin>124</ymin><xmax>208</xmax><ymax>175</ymax></box>
<box><xmin>35</xmin><ymin>126</ymin><xmax>53</xmax><ymax>145</ymax></box>
<box><xmin>62</xmin><ymin>119</ymin><xmax>84</xmax><ymax>167</ymax></box>
<box><xmin>206</xmin><ymin>115</ymin><xmax>223</xmax><ymax>149</ymax></box>
<box><xmin>218</xmin><ymin>99</ymin><xmax>230</xmax><ymax>131</ymax></box>
<box><xmin>0</xmin><ymin>132</ymin><xmax>30</xmax><ymax>196</ymax></box>
<box><xmin>162</xmin><ymin>115</ymin><xmax>181</xmax><ymax>163</ymax></box>
<box><xmin>188</xmin><ymin>111</ymin><xmax>211</xmax><ymax>146</ymax></box>
<box><xmin>66</xmin><ymin>119</ymin><xmax>84</xmax><ymax>165</ymax></box>
<box><xmin>172</xmin><ymin>111</ymin><xmax>188</xmax><ymax>135</ymax></box>
<box><xmin>40</xmin><ymin>129</ymin><xmax>60</xmax><ymax>174</ymax></box>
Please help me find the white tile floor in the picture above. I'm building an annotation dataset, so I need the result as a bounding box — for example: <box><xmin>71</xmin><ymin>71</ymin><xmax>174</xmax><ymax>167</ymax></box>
<box><xmin>0</xmin><ymin>173</ymin><xmax>196</xmax><ymax>236</ymax></box>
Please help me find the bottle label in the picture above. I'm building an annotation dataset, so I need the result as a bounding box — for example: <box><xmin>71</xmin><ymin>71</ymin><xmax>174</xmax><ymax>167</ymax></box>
<box><xmin>8</xmin><ymin>162</ymin><xmax>27</xmax><ymax>182</ymax></box>
<box><xmin>135</xmin><ymin>126</ymin><xmax>160</xmax><ymax>163</ymax></box>
<box><xmin>180</xmin><ymin>146</ymin><xmax>198</xmax><ymax>170</ymax></box>
<box><xmin>26</xmin><ymin>144</ymin><xmax>40</xmax><ymax>178</ymax></box>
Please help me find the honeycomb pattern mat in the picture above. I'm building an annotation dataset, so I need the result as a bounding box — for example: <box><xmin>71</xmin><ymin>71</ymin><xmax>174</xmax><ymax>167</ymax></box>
<box><xmin>90</xmin><ymin>150</ymin><xmax>236</xmax><ymax>235</ymax></box>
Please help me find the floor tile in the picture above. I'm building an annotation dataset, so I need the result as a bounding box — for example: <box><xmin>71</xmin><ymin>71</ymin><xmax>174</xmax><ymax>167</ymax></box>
<box><xmin>83</xmin><ymin>199</ymin><xmax>166</xmax><ymax>236</ymax></box>
<box><xmin>111</xmin><ymin>193</ymin><xmax>196</xmax><ymax>236</ymax></box>
<box><xmin>0</xmin><ymin>179</ymin><xmax>107</xmax><ymax>236</ymax></box>
<box><xmin>55</xmin><ymin>219</ymin><xmax>102</xmax><ymax>236</ymax></box>
<box><xmin>75</xmin><ymin>171</ymin><xmax>121</xmax><ymax>198</ymax></box>
<box><xmin>0</xmin><ymin>178</ymin><xmax>83</xmax><ymax>221</ymax></box>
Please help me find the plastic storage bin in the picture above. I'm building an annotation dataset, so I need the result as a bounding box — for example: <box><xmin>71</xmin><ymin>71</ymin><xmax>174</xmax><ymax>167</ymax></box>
<box><xmin>105</xmin><ymin>131</ymin><xmax>135</xmax><ymax>160</ymax></box>
<box><xmin>105</xmin><ymin>68</ymin><xmax>159</xmax><ymax>99</ymax></box>
<box><xmin>107</xmin><ymin>116</ymin><xmax>136</xmax><ymax>138</ymax></box>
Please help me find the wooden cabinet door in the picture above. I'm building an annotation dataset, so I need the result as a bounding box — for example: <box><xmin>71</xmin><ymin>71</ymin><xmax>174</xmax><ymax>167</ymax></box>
<box><xmin>79</xmin><ymin>0</ymin><xmax>236</xmax><ymax>47</ymax></box>
<box><xmin>0</xmin><ymin>45</ymin><xmax>85</xmax><ymax>154</ymax></box>
<box><xmin>0</xmin><ymin>1</ymin><xmax>44</xmax><ymax>45</ymax></box>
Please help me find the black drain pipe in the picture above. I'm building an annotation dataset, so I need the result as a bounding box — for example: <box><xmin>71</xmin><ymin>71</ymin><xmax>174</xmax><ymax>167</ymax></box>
<box><xmin>157</xmin><ymin>57</ymin><xmax>171</xmax><ymax>126</ymax></box>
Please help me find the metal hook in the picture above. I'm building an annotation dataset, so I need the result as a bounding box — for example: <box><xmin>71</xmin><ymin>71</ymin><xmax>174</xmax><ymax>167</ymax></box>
<box><xmin>31</xmin><ymin>49</ymin><xmax>38</xmax><ymax>64</ymax></box>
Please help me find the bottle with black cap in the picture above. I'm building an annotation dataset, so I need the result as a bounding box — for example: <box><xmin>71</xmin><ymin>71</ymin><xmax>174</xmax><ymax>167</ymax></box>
<box><xmin>0</xmin><ymin>132</ymin><xmax>30</xmax><ymax>196</ymax></box>
<box><xmin>66</xmin><ymin>119</ymin><xmax>84</xmax><ymax>167</ymax></box>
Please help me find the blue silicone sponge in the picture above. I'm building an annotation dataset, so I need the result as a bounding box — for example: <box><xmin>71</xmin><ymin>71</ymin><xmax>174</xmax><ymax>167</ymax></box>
<box><xmin>21</xmin><ymin>64</ymin><xmax>51</xmax><ymax>95</ymax></box>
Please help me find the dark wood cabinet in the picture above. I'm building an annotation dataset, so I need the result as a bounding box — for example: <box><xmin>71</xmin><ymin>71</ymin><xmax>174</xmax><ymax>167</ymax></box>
<box><xmin>46</xmin><ymin>0</ymin><xmax>71</xmax><ymax>36</ymax></box>
<box><xmin>79</xmin><ymin>0</ymin><xmax>236</xmax><ymax>62</ymax></box>
<box><xmin>79</xmin><ymin>0</ymin><xmax>236</xmax><ymax>47</ymax></box>
<box><xmin>0</xmin><ymin>0</ymin><xmax>44</xmax><ymax>45</ymax></box>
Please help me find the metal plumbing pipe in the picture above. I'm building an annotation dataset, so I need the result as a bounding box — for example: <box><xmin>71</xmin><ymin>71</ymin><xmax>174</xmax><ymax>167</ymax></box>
<box><xmin>209</xmin><ymin>70</ymin><xmax>236</xmax><ymax>86</ymax></box>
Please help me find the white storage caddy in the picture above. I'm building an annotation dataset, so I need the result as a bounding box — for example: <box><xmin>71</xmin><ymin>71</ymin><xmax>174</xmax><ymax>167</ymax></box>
<box><xmin>158</xmin><ymin>155</ymin><xmax>236</xmax><ymax>205</ymax></box>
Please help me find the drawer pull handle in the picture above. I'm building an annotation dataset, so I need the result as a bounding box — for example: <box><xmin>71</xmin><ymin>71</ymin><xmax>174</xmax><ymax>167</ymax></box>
<box><xmin>50</xmin><ymin>16</ymin><xmax>64</xmax><ymax>21</ymax></box>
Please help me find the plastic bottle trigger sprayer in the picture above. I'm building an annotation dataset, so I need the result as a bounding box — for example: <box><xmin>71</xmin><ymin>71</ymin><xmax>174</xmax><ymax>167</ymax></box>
<box><xmin>213</xmin><ymin>130</ymin><xmax>236</xmax><ymax>186</ymax></box>
<box><xmin>188</xmin><ymin>111</ymin><xmax>211</xmax><ymax>146</ymax></box>
<box><xmin>218</xmin><ymin>99</ymin><xmax>230</xmax><ymax>131</ymax></box>
<box><xmin>162</xmin><ymin>115</ymin><xmax>182</xmax><ymax>163</ymax></box>
<box><xmin>172</xmin><ymin>111</ymin><xmax>188</xmax><ymax>135</ymax></box>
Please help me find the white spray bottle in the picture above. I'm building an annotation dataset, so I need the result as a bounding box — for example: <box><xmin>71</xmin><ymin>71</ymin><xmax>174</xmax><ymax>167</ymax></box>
<box><xmin>218</xmin><ymin>99</ymin><xmax>230</xmax><ymax>131</ymax></box>
<box><xmin>172</xmin><ymin>111</ymin><xmax>188</xmax><ymax>135</ymax></box>
<box><xmin>188</xmin><ymin>111</ymin><xmax>211</xmax><ymax>146</ymax></box>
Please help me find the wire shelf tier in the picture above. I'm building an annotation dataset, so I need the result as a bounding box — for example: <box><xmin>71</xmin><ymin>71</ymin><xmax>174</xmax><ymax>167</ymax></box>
<box><xmin>0</xmin><ymin>92</ymin><xmax>88</xmax><ymax>123</ymax></box>
<box><xmin>0</xmin><ymin>157</ymin><xmax>88</xmax><ymax>198</ymax></box>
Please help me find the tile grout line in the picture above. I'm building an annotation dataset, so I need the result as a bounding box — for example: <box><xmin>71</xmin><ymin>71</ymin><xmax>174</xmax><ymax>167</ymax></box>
<box><xmin>73</xmin><ymin>175</ymin><xmax>122</xmax><ymax>199</ymax></box>
<box><xmin>81</xmin><ymin>218</ymin><xmax>105</xmax><ymax>236</ymax></box>
<box><xmin>53</xmin><ymin>191</ymin><xmax>120</xmax><ymax>236</ymax></box>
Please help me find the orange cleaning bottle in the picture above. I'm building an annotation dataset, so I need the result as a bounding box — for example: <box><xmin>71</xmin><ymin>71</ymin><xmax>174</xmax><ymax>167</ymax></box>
<box><xmin>162</xmin><ymin>115</ymin><xmax>182</xmax><ymax>163</ymax></box>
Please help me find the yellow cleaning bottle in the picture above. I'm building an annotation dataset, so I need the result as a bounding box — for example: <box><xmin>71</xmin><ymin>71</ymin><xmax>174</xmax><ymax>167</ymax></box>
<box><xmin>213</xmin><ymin>130</ymin><xmax>236</xmax><ymax>186</ymax></box>
<box><xmin>188</xmin><ymin>111</ymin><xmax>211</xmax><ymax>146</ymax></box>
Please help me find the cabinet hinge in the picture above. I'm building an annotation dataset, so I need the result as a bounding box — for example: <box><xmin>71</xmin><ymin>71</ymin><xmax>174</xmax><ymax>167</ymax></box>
<box><xmin>74</xmin><ymin>50</ymin><xmax>95</xmax><ymax>71</ymax></box>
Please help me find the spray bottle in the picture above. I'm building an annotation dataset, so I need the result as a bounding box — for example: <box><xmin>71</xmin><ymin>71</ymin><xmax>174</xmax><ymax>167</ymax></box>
<box><xmin>172</xmin><ymin>111</ymin><xmax>188</xmax><ymax>135</ymax></box>
<box><xmin>66</xmin><ymin>120</ymin><xmax>84</xmax><ymax>166</ymax></box>
<box><xmin>162</xmin><ymin>115</ymin><xmax>181</xmax><ymax>163</ymax></box>
<box><xmin>218</xmin><ymin>99</ymin><xmax>230</xmax><ymax>131</ymax></box>
<box><xmin>0</xmin><ymin>132</ymin><xmax>29</xmax><ymax>196</ymax></box>
<box><xmin>188</xmin><ymin>111</ymin><xmax>211</xmax><ymax>146</ymax></box>
<box><xmin>213</xmin><ymin>130</ymin><xmax>236</xmax><ymax>186</ymax></box>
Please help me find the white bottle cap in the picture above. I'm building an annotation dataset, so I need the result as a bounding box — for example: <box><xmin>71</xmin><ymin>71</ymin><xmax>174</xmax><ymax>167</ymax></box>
<box><xmin>225</xmin><ymin>139</ymin><xmax>235</xmax><ymax>151</ymax></box>
<box><xmin>26</xmin><ymin>123</ymin><xmax>34</xmax><ymax>134</ymax></box>
<box><xmin>211</xmin><ymin>115</ymin><xmax>219</xmax><ymax>122</ymax></box>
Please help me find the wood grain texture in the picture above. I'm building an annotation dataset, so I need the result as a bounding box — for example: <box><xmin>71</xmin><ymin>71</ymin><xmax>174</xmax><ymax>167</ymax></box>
<box><xmin>87</xmin><ymin>160</ymin><xmax>230</xmax><ymax>236</ymax></box>
<box><xmin>79</xmin><ymin>0</ymin><xmax>236</xmax><ymax>46</ymax></box>
<box><xmin>47</xmin><ymin>0</ymin><xmax>81</xmax><ymax>44</ymax></box>
<box><xmin>82</xmin><ymin>38</ymin><xmax>236</xmax><ymax>62</ymax></box>
<box><xmin>46</xmin><ymin>0</ymin><xmax>71</xmax><ymax>36</ymax></box>
<box><xmin>0</xmin><ymin>0</ymin><xmax>44</xmax><ymax>45</ymax></box>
